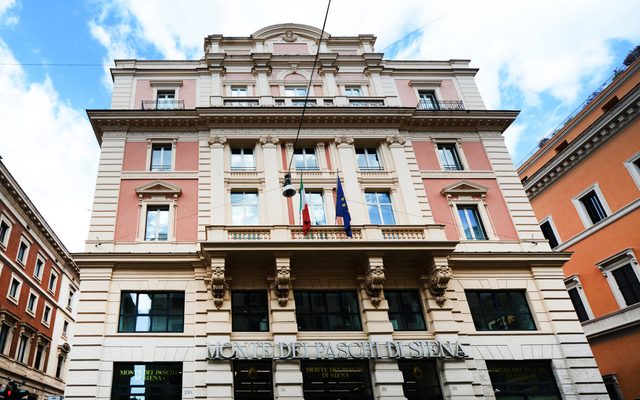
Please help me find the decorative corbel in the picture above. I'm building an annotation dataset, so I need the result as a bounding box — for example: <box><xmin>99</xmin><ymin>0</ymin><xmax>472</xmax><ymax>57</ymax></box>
<box><xmin>273</xmin><ymin>256</ymin><xmax>291</xmax><ymax>307</ymax></box>
<box><xmin>208</xmin><ymin>135</ymin><xmax>227</xmax><ymax>147</ymax></box>
<box><xmin>427</xmin><ymin>256</ymin><xmax>453</xmax><ymax>307</ymax></box>
<box><xmin>209</xmin><ymin>256</ymin><xmax>226</xmax><ymax>308</ymax></box>
<box><xmin>334</xmin><ymin>135</ymin><xmax>354</xmax><ymax>146</ymax></box>
<box><xmin>364</xmin><ymin>256</ymin><xmax>385</xmax><ymax>307</ymax></box>
<box><xmin>259</xmin><ymin>135</ymin><xmax>280</xmax><ymax>146</ymax></box>
<box><xmin>386</xmin><ymin>135</ymin><xmax>407</xmax><ymax>146</ymax></box>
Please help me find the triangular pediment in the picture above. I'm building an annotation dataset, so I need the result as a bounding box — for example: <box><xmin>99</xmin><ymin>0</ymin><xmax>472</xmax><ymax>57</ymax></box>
<box><xmin>135</xmin><ymin>180</ymin><xmax>182</xmax><ymax>197</ymax></box>
<box><xmin>441</xmin><ymin>180</ymin><xmax>488</xmax><ymax>196</ymax></box>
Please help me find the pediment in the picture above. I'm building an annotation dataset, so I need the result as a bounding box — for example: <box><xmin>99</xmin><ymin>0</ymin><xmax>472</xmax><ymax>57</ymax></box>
<box><xmin>135</xmin><ymin>180</ymin><xmax>182</xmax><ymax>197</ymax></box>
<box><xmin>441</xmin><ymin>180</ymin><xmax>488</xmax><ymax>196</ymax></box>
<box><xmin>252</xmin><ymin>23</ymin><xmax>330</xmax><ymax>41</ymax></box>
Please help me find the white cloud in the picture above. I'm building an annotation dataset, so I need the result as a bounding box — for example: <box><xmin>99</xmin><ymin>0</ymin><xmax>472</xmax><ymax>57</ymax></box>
<box><xmin>503</xmin><ymin>123</ymin><xmax>526</xmax><ymax>157</ymax></box>
<box><xmin>0</xmin><ymin>39</ymin><xmax>100</xmax><ymax>252</ymax></box>
<box><xmin>0</xmin><ymin>0</ymin><xmax>18</xmax><ymax>25</ymax></box>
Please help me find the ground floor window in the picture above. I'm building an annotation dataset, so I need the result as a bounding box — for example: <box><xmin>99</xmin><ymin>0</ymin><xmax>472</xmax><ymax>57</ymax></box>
<box><xmin>111</xmin><ymin>362</ymin><xmax>182</xmax><ymax>400</ymax></box>
<box><xmin>487</xmin><ymin>360</ymin><xmax>561</xmax><ymax>400</ymax></box>
<box><xmin>233</xmin><ymin>360</ymin><xmax>273</xmax><ymax>400</ymax></box>
<box><xmin>302</xmin><ymin>360</ymin><xmax>373</xmax><ymax>400</ymax></box>
<box><xmin>398</xmin><ymin>360</ymin><xmax>443</xmax><ymax>400</ymax></box>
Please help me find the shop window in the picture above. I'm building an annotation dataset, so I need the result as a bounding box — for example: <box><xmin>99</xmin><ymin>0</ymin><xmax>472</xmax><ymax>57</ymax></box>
<box><xmin>386</xmin><ymin>290</ymin><xmax>426</xmax><ymax>331</ymax></box>
<box><xmin>294</xmin><ymin>148</ymin><xmax>319</xmax><ymax>170</ymax></box>
<box><xmin>233</xmin><ymin>360</ymin><xmax>273</xmax><ymax>400</ymax></box>
<box><xmin>366</xmin><ymin>192</ymin><xmax>396</xmax><ymax>225</ymax></box>
<box><xmin>150</xmin><ymin>143</ymin><xmax>173</xmax><ymax>171</ymax></box>
<box><xmin>486</xmin><ymin>361</ymin><xmax>561</xmax><ymax>399</ymax></box>
<box><xmin>232</xmin><ymin>291</ymin><xmax>269</xmax><ymax>332</ymax></box>
<box><xmin>118</xmin><ymin>292</ymin><xmax>185</xmax><ymax>333</ymax></box>
<box><xmin>457</xmin><ymin>205</ymin><xmax>488</xmax><ymax>240</ymax></box>
<box><xmin>301</xmin><ymin>360</ymin><xmax>373</xmax><ymax>400</ymax></box>
<box><xmin>231</xmin><ymin>148</ymin><xmax>256</xmax><ymax>171</ymax></box>
<box><xmin>466</xmin><ymin>290</ymin><xmax>536</xmax><ymax>331</ymax></box>
<box><xmin>145</xmin><ymin>205</ymin><xmax>170</xmax><ymax>241</ymax></box>
<box><xmin>356</xmin><ymin>148</ymin><xmax>382</xmax><ymax>170</ymax></box>
<box><xmin>398</xmin><ymin>360</ymin><xmax>443</xmax><ymax>400</ymax></box>
<box><xmin>295</xmin><ymin>291</ymin><xmax>362</xmax><ymax>331</ymax></box>
<box><xmin>437</xmin><ymin>143</ymin><xmax>464</xmax><ymax>171</ymax></box>
<box><xmin>573</xmin><ymin>185</ymin><xmax>610</xmax><ymax>228</ymax></box>
<box><xmin>539</xmin><ymin>219</ymin><xmax>560</xmax><ymax>249</ymax></box>
<box><xmin>16</xmin><ymin>334</ymin><xmax>29</xmax><ymax>364</ymax></box>
<box><xmin>231</xmin><ymin>192</ymin><xmax>259</xmax><ymax>225</ymax></box>
<box><xmin>111</xmin><ymin>362</ymin><xmax>182</xmax><ymax>400</ymax></box>
<box><xmin>598</xmin><ymin>249</ymin><xmax>640</xmax><ymax>309</ymax></box>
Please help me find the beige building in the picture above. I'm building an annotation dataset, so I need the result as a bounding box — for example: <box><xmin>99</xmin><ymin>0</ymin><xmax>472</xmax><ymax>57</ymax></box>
<box><xmin>67</xmin><ymin>24</ymin><xmax>608</xmax><ymax>400</ymax></box>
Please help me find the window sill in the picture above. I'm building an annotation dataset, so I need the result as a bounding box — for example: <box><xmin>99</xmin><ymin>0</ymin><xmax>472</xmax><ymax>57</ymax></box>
<box><xmin>6</xmin><ymin>296</ymin><xmax>19</xmax><ymax>306</ymax></box>
<box><xmin>16</xmin><ymin>260</ymin><xmax>26</xmax><ymax>268</ymax></box>
<box><xmin>26</xmin><ymin>310</ymin><xmax>36</xmax><ymax>318</ymax></box>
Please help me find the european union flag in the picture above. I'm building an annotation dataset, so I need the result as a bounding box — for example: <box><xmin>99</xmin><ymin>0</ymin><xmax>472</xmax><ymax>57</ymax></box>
<box><xmin>335</xmin><ymin>175</ymin><xmax>352</xmax><ymax>237</ymax></box>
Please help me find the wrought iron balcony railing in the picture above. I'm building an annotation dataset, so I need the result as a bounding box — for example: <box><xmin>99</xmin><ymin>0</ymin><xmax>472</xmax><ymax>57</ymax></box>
<box><xmin>141</xmin><ymin>100</ymin><xmax>185</xmax><ymax>110</ymax></box>
<box><xmin>416</xmin><ymin>100</ymin><xmax>465</xmax><ymax>111</ymax></box>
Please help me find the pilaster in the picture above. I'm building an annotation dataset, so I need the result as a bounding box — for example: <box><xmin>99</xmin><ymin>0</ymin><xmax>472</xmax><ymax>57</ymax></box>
<box><xmin>334</xmin><ymin>136</ymin><xmax>366</xmax><ymax>224</ymax></box>
<box><xmin>261</xmin><ymin>135</ymin><xmax>284</xmax><ymax>225</ymax></box>
<box><xmin>386</xmin><ymin>135</ymin><xmax>425</xmax><ymax>225</ymax></box>
<box><xmin>208</xmin><ymin>135</ymin><xmax>227</xmax><ymax>225</ymax></box>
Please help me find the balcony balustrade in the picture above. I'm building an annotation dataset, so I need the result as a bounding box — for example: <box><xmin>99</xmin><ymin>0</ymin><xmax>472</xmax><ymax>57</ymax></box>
<box><xmin>214</xmin><ymin>96</ymin><xmax>387</xmax><ymax>107</ymax></box>
<box><xmin>141</xmin><ymin>99</ymin><xmax>185</xmax><ymax>110</ymax></box>
<box><xmin>416</xmin><ymin>100</ymin><xmax>465</xmax><ymax>111</ymax></box>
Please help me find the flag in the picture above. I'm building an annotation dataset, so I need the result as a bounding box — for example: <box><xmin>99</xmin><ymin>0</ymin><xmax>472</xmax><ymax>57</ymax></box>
<box><xmin>335</xmin><ymin>175</ymin><xmax>352</xmax><ymax>237</ymax></box>
<box><xmin>299</xmin><ymin>176</ymin><xmax>311</xmax><ymax>236</ymax></box>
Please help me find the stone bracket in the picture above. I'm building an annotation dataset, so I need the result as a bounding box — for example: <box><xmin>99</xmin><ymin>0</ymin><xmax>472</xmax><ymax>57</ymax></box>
<box><xmin>273</xmin><ymin>256</ymin><xmax>291</xmax><ymax>307</ymax></box>
<box><xmin>427</xmin><ymin>256</ymin><xmax>452</xmax><ymax>307</ymax></box>
<box><xmin>209</xmin><ymin>256</ymin><xmax>226</xmax><ymax>309</ymax></box>
<box><xmin>364</xmin><ymin>255</ymin><xmax>385</xmax><ymax>307</ymax></box>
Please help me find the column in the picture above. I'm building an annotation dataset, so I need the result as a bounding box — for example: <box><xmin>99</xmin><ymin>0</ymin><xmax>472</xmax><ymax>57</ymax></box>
<box><xmin>261</xmin><ymin>136</ymin><xmax>285</xmax><ymax>225</ymax></box>
<box><xmin>208</xmin><ymin>63</ymin><xmax>225</xmax><ymax>107</ymax></box>
<box><xmin>208</xmin><ymin>135</ymin><xmax>226</xmax><ymax>225</ymax></box>
<box><xmin>386</xmin><ymin>135</ymin><xmax>425</xmax><ymax>225</ymax></box>
<box><xmin>271</xmin><ymin>255</ymin><xmax>304</xmax><ymax>400</ymax></box>
<box><xmin>334</xmin><ymin>136</ymin><xmax>366</xmax><ymax>224</ymax></box>
<box><xmin>252</xmin><ymin>54</ymin><xmax>273</xmax><ymax>106</ymax></box>
<box><xmin>360</xmin><ymin>254</ymin><xmax>406</xmax><ymax>400</ymax></box>
<box><xmin>205</xmin><ymin>254</ymin><xmax>233</xmax><ymax>399</ymax></box>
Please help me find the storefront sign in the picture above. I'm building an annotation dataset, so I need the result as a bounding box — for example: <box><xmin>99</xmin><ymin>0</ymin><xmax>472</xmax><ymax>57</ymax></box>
<box><xmin>208</xmin><ymin>340</ymin><xmax>468</xmax><ymax>361</ymax></box>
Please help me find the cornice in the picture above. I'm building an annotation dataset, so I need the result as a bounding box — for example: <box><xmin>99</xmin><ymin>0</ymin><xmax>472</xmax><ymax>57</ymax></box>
<box><xmin>523</xmin><ymin>88</ymin><xmax>640</xmax><ymax>199</ymax></box>
<box><xmin>87</xmin><ymin>108</ymin><xmax>518</xmax><ymax>144</ymax></box>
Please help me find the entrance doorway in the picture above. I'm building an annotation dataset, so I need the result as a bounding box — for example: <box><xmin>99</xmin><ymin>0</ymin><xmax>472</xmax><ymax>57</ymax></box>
<box><xmin>302</xmin><ymin>360</ymin><xmax>373</xmax><ymax>400</ymax></box>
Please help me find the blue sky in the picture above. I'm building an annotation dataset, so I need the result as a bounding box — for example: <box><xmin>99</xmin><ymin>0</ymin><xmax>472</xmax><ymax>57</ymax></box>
<box><xmin>0</xmin><ymin>0</ymin><xmax>638</xmax><ymax>251</ymax></box>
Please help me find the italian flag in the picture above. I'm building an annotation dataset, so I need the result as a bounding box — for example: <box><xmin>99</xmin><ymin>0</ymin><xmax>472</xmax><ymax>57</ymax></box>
<box><xmin>299</xmin><ymin>177</ymin><xmax>311</xmax><ymax>235</ymax></box>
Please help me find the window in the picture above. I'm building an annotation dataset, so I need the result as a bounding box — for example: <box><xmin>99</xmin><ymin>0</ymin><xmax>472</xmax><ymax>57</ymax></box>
<box><xmin>231</xmin><ymin>86</ymin><xmax>248</xmax><ymax>97</ymax></box>
<box><xmin>356</xmin><ymin>148</ymin><xmax>382</xmax><ymax>170</ymax></box>
<box><xmin>55</xmin><ymin>354</ymin><xmax>65</xmax><ymax>379</ymax></box>
<box><xmin>48</xmin><ymin>271</ymin><xmax>58</xmax><ymax>293</ymax></box>
<box><xmin>232</xmin><ymin>291</ymin><xmax>269</xmax><ymax>332</ymax></box>
<box><xmin>565</xmin><ymin>275</ymin><xmax>593</xmax><ymax>323</ymax></box>
<box><xmin>436</xmin><ymin>143</ymin><xmax>464</xmax><ymax>170</ymax></box>
<box><xmin>42</xmin><ymin>303</ymin><xmax>52</xmax><ymax>326</ymax></box>
<box><xmin>233</xmin><ymin>361</ymin><xmax>273</xmax><ymax>400</ymax></box>
<box><xmin>118</xmin><ymin>292</ymin><xmax>185</xmax><ymax>333</ymax></box>
<box><xmin>386</xmin><ymin>290</ymin><xmax>426</xmax><ymax>331</ymax></box>
<box><xmin>150</xmin><ymin>143</ymin><xmax>173</xmax><ymax>171</ymax></box>
<box><xmin>231</xmin><ymin>148</ymin><xmax>255</xmax><ymax>170</ymax></box>
<box><xmin>0</xmin><ymin>324</ymin><xmax>10</xmax><ymax>354</ymax></box>
<box><xmin>539</xmin><ymin>220</ymin><xmax>559</xmax><ymax>249</ymax></box>
<box><xmin>26</xmin><ymin>291</ymin><xmax>38</xmax><ymax>315</ymax></box>
<box><xmin>345</xmin><ymin>86</ymin><xmax>362</xmax><ymax>96</ymax></box>
<box><xmin>398</xmin><ymin>360</ymin><xmax>443</xmax><ymax>400</ymax></box>
<box><xmin>624</xmin><ymin>153</ymin><xmax>640</xmax><ymax>189</ymax></box>
<box><xmin>611</xmin><ymin>263</ymin><xmax>640</xmax><ymax>307</ymax></box>
<box><xmin>599</xmin><ymin>250</ymin><xmax>640</xmax><ymax>309</ymax></box>
<box><xmin>603</xmin><ymin>374</ymin><xmax>623</xmax><ymax>400</ymax></box>
<box><xmin>145</xmin><ymin>205</ymin><xmax>170</xmax><ymax>241</ymax></box>
<box><xmin>16</xmin><ymin>334</ymin><xmax>29</xmax><ymax>363</ymax></box>
<box><xmin>16</xmin><ymin>239</ymin><xmax>29</xmax><ymax>265</ymax></box>
<box><xmin>0</xmin><ymin>218</ymin><xmax>10</xmax><ymax>246</ymax></box>
<box><xmin>366</xmin><ymin>192</ymin><xmax>396</xmax><ymax>225</ymax></box>
<box><xmin>230</xmin><ymin>192</ymin><xmax>259</xmax><ymax>225</ymax></box>
<box><xmin>8</xmin><ymin>276</ymin><xmax>21</xmax><ymax>302</ymax></box>
<box><xmin>285</xmin><ymin>86</ymin><xmax>307</xmax><ymax>97</ymax></box>
<box><xmin>457</xmin><ymin>205</ymin><xmax>488</xmax><ymax>240</ymax></box>
<box><xmin>34</xmin><ymin>343</ymin><xmax>45</xmax><ymax>370</ymax></box>
<box><xmin>418</xmin><ymin>91</ymin><xmax>438</xmax><ymax>110</ymax></box>
<box><xmin>305</xmin><ymin>192</ymin><xmax>327</xmax><ymax>225</ymax></box>
<box><xmin>34</xmin><ymin>255</ymin><xmax>45</xmax><ymax>281</ymax></box>
<box><xmin>466</xmin><ymin>290</ymin><xmax>536</xmax><ymax>331</ymax></box>
<box><xmin>295</xmin><ymin>291</ymin><xmax>362</xmax><ymax>331</ymax></box>
<box><xmin>63</xmin><ymin>320</ymin><xmax>69</xmax><ymax>336</ymax></box>
<box><xmin>293</xmin><ymin>148</ymin><xmax>318</xmax><ymax>170</ymax></box>
<box><xmin>68</xmin><ymin>290</ymin><xmax>75</xmax><ymax>309</ymax></box>
<box><xmin>156</xmin><ymin>90</ymin><xmax>176</xmax><ymax>109</ymax></box>
<box><xmin>568</xmin><ymin>287</ymin><xmax>590</xmax><ymax>322</ymax></box>
<box><xmin>579</xmin><ymin>190</ymin><xmax>608</xmax><ymax>225</ymax></box>
<box><xmin>111</xmin><ymin>363</ymin><xmax>183</xmax><ymax>400</ymax></box>
<box><xmin>487</xmin><ymin>361</ymin><xmax>561</xmax><ymax>400</ymax></box>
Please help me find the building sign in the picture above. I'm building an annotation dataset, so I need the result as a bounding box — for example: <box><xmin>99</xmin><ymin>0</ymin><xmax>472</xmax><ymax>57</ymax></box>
<box><xmin>208</xmin><ymin>340</ymin><xmax>468</xmax><ymax>361</ymax></box>
<box><xmin>111</xmin><ymin>362</ymin><xmax>182</xmax><ymax>400</ymax></box>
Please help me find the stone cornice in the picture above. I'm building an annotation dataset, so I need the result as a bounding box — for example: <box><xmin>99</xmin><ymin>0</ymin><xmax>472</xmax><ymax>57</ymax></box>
<box><xmin>87</xmin><ymin>108</ymin><xmax>518</xmax><ymax>144</ymax></box>
<box><xmin>523</xmin><ymin>87</ymin><xmax>640</xmax><ymax>199</ymax></box>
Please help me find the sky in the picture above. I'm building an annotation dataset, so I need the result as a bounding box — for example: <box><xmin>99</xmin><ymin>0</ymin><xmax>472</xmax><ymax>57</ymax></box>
<box><xmin>0</xmin><ymin>0</ymin><xmax>638</xmax><ymax>252</ymax></box>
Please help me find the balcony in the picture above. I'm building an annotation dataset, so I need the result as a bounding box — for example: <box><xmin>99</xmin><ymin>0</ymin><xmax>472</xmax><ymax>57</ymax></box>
<box><xmin>214</xmin><ymin>96</ymin><xmax>387</xmax><ymax>107</ymax></box>
<box><xmin>416</xmin><ymin>100</ymin><xmax>465</xmax><ymax>111</ymax></box>
<box><xmin>223</xmin><ymin>98</ymin><xmax>260</xmax><ymax>107</ymax></box>
<box><xmin>141</xmin><ymin>100</ymin><xmax>185</xmax><ymax>110</ymax></box>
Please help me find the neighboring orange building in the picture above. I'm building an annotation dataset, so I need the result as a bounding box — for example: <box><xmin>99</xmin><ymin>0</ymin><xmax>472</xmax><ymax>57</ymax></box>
<box><xmin>518</xmin><ymin>52</ymin><xmax>640</xmax><ymax>400</ymax></box>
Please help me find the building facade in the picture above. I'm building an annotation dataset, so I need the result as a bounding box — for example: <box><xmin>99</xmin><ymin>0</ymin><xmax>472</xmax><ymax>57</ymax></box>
<box><xmin>67</xmin><ymin>24</ymin><xmax>608</xmax><ymax>400</ymax></box>
<box><xmin>518</xmin><ymin>52</ymin><xmax>640</xmax><ymax>399</ymax></box>
<box><xmin>0</xmin><ymin>159</ymin><xmax>79</xmax><ymax>398</ymax></box>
